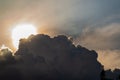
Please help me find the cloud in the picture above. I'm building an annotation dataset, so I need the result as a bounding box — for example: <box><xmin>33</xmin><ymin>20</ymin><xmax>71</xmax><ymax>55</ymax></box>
<box><xmin>74</xmin><ymin>23</ymin><xmax>120</xmax><ymax>50</ymax></box>
<box><xmin>105</xmin><ymin>69</ymin><xmax>120</xmax><ymax>79</ymax></box>
<box><xmin>0</xmin><ymin>44</ymin><xmax>14</xmax><ymax>57</ymax></box>
<box><xmin>74</xmin><ymin>23</ymin><xmax>120</xmax><ymax>70</ymax></box>
<box><xmin>0</xmin><ymin>45</ymin><xmax>19</xmax><ymax>80</ymax></box>
<box><xmin>98</xmin><ymin>50</ymin><xmax>120</xmax><ymax>70</ymax></box>
<box><xmin>0</xmin><ymin>34</ymin><xmax>102</xmax><ymax>80</ymax></box>
<box><xmin>1</xmin><ymin>0</ymin><xmax>120</xmax><ymax>36</ymax></box>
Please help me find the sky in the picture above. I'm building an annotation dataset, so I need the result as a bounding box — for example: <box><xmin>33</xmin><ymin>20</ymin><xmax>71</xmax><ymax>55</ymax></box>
<box><xmin>0</xmin><ymin>0</ymin><xmax>120</xmax><ymax>69</ymax></box>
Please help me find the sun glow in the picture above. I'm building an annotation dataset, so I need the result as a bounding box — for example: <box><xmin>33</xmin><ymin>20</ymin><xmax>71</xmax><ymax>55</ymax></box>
<box><xmin>12</xmin><ymin>23</ymin><xmax>37</xmax><ymax>49</ymax></box>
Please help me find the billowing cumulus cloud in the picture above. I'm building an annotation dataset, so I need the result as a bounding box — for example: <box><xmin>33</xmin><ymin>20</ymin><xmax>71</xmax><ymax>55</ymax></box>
<box><xmin>0</xmin><ymin>34</ymin><xmax>102</xmax><ymax>80</ymax></box>
<box><xmin>0</xmin><ymin>45</ymin><xmax>13</xmax><ymax>57</ymax></box>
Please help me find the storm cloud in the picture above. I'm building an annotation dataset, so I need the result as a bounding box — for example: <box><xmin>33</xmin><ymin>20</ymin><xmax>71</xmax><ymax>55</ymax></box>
<box><xmin>0</xmin><ymin>34</ymin><xmax>102</xmax><ymax>80</ymax></box>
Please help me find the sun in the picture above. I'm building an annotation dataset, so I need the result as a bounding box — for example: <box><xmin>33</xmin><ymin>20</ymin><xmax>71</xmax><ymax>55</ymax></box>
<box><xmin>12</xmin><ymin>23</ymin><xmax>37</xmax><ymax>49</ymax></box>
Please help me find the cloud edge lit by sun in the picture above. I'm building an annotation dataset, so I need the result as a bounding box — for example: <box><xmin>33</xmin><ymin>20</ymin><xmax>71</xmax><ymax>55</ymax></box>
<box><xmin>11</xmin><ymin>23</ymin><xmax>37</xmax><ymax>49</ymax></box>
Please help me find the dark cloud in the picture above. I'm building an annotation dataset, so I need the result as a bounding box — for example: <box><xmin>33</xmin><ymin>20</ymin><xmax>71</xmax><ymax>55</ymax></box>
<box><xmin>0</xmin><ymin>34</ymin><xmax>102</xmax><ymax>80</ymax></box>
<box><xmin>104</xmin><ymin>69</ymin><xmax>120</xmax><ymax>80</ymax></box>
